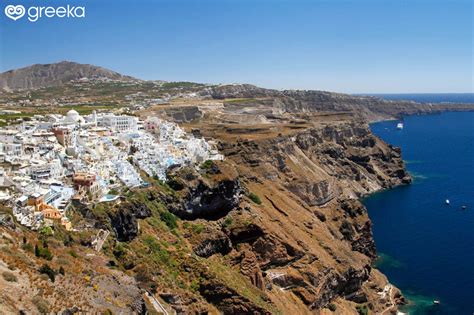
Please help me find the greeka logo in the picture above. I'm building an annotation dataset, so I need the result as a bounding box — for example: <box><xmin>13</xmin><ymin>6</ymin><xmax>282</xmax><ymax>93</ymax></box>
<box><xmin>4</xmin><ymin>3</ymin><xmax>85</xmax><ymax>22</ymax></box>
<box><xmin>4</xmin><ymin>4</ymin><xmax>25</xmax><ymax>21</ymax></box>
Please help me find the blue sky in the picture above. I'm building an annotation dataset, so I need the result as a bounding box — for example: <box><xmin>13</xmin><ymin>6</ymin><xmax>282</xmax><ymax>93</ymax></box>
<box><xmin>0</xmin><ymin>0</ymin><xmax>472</xmax><ymax>93</ymax></box>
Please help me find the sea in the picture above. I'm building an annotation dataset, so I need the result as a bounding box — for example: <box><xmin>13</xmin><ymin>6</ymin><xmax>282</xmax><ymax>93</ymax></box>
<box><xmin>362</xmin><ymin>93</ymin><xmax>474</xmax><ymax>314</ymax></box>
<box><xmin>363</xmin><ymin>93</ymin><xmax>474</xmax><ymax>104</ymax></box>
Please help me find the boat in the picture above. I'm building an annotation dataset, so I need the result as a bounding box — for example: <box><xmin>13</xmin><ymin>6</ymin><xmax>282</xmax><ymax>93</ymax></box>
<box><xmin>433</xmin><ymin>300</ymin><xmax>440</xmax><ymax>305</ymax></box>
<box><xmin>461</xmin><ymin>205</ymin><xmax>467</xmax><ymax>209</ymax></box>
<box><xmin>445</xmin><ymin>199</ymin><xmax>450</xmax><ymax>205</ymax></box>
<box><xmin>396</xmin><ymin>122</ymin><xmax>404</xmax><ymax>130</ymax></box>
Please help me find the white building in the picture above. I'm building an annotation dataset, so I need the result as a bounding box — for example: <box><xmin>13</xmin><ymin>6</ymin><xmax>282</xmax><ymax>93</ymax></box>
<box><xmin>0</xmin><ymin>143</ymin><xmax>23</xmax><ymax>157</ymax></box>
<box><xmin>97</xmin><ymin>114</ymin><xmax>138</xmax><ymax>133</ymax></box>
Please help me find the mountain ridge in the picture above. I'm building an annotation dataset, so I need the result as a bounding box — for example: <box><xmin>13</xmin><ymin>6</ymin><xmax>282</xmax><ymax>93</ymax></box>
<box><xmin>0</xmin><ymin>61</ymin><xmax>139</xmax><ymax>91</ymax></box>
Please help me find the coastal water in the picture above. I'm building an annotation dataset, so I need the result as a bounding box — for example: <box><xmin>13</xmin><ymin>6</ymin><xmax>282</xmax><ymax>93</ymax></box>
<box><xmin>360</xmin><ymin>93</ymin><xmax>474</xmax><ymax>104</ymax></box>
<box><xmin>364</xmin><ymin>111</ymin><xmax>474</xmax><ymax>314</ymax></box>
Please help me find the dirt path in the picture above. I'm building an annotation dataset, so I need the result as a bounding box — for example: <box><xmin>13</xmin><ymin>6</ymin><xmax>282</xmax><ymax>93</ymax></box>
<box><xmin>380</xmin><ymin>284</ymin><xmax>396</xmax><ymax>315</ymax></box>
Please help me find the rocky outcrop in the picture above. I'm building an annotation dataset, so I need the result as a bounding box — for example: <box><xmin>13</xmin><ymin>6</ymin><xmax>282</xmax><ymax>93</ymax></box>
<box><xmin>288</xmin><ymin>179</ymin><xmax>337</xmax><ymax>206</ymax></box>
<box><xmin>198</xmin><ymin>279</ymin><xmax>271</xmax><ymax>315</ymax></box>
<box><xmin>167</xmin><ymin>164</ymin><xmax>241</xmax><ymax>220</ymax></box>
<box><xmin>159</xmin><ymin>290</ymin><xmax>211</xmax><ymax>314</ymax></box>
<box><xmin>351</xmin><ymin>221</ymin><xmax>377</xmax><ymax>259</ymax></box>
<box><xmin>193</xmin><ymin>229</ymin><xmax>232</xmax><ymax>258</ymax></box>
<box><xmin>308</xmin><ymin>266</ymin><xmax>371</xmax><ymax>309</ymax></box>
<box><xmin>239</xmin><ymin>250</ymin><xmax>265</xmax><ymax>290</ymax></box>
<box><xmin>0</xmin><ymin>213</ymin><xmax>16</xmax><ymax>230</ymax></box>
<box><xmin>226</xmin><ymin>223</ymin><xmax>265</xmax><ymax>244</ymax></box>
<box><xmin>184</xmin><ymin>180</ymin><xmax>240</xmax><ymax>219</ymax></box>
<box><xmin>109</xmin><ymin>202</ymin><xmax>151</xmax><ymax>242</ymax></box>
<box><xmin>162</xmin><ymin>106</ymin><xmax>203</xmax><ymax>123</ymax></box>
<box><xmin>252</xmin><ymin>236</ymin><xmax>304</xmax><ymax>270</ymax></box>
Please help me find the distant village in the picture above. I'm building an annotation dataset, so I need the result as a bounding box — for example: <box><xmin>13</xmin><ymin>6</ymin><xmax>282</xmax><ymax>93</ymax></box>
<box><xmin>0</xmin><ymin>109</ymin><xmax>223</xmax><ymax>231</ymax></box>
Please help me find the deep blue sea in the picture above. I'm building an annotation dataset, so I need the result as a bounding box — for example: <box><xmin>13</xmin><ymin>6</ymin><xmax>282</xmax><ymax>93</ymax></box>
<box><xmin>365</xmin><ymin>108</ymin><xmax>474</xmax><ymax>314</ymax></box>
<box><xmin>359</xmin><ymin>93</ymin><xmax>474</xmax><ymax>104</ymax></box>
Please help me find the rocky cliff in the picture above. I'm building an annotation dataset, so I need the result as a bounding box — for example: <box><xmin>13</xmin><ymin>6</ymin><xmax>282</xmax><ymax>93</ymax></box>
<box><xmin>201</xmin><ymin>84</ymin><xmax>474</xmax><ymax>121</ymax></box>
<box><xmin>180</xmin><ymin>121</ymin><xmax>409</xmax><ymax>313</ymax></box>
<box><xmin>91</xmin><ymin>118</ymin><xmax>408</xmax><ymax>314</ymax></box>
<box><xmin>0</xmin><ymin>118</ymin><xmax>411</xmax><ymax>314</ymax></box>
<box><xmin>51</xmin><ymin>119</ymin><xmax>408</xmax><ymax>314</ymax></box>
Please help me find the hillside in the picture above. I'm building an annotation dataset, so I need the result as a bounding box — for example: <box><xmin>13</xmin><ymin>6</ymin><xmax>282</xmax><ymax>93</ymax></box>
<box><xmin>1</xmin><ymin>61</ymin><xmax>473</xmax><ymax>122</ymax></box>
<box><xmin>0</xmin><ymin>61</ymin><xmax>138</xmax><ymax>91</ymax></box>
<box><xmin>0</xmin><ymin>118</ymin><xmax>409</xmax><ymax>314</ymax></box>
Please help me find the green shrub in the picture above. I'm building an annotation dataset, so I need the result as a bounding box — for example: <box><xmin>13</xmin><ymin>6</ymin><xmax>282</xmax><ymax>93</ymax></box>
<box><xmin>2</xmin><ymin>271</ymin><xmax>17</xmax><ymax>282</ymax></box>
<box><xmin>200</xmin><ymin>160</ymin><xmax>214</xmax><ymax>170</ymax></box>
<box><xmin>162</xmin><ymin>81</ymin><xmax>203</xmax><ymax>89</ymax></box>
<box><xmin>328</xmin><ymin>303</ymin><xmax>337</xmax><ymax>312</ymax></box>
<box><xmin>69</xmin><ymin>250</ymin><xmax>78</xmax><ymax>258</ymax></box>
<box><xmin>113</xmin><ymin>243</ymin><xmax>126</xmax><ymax>258</ymax></box>
<box><xmin>35</xmin><ymin>244</ymin><xmax>53</xmax><ymax>260</ymax></box>
<box><xmin>21</xmin><ymin>243</ymin><xmax>33</xmax><ymax>252</ymax></box>
<box><xmin>39</xmin><ymin>264</ymin><xmax>56</xmax><ymax>282</ymax></box>
<box><xmin>58</xmin><ymin>266</ymin><xmax>65</xmax><ymax>276</ymax></box>
<box><xmin>222</xmin><ymin>217</ymin><xmax>233</xmax><ymax>228</ymax></box>
<box><xmin>160</xmin><ymin>211</ymin><xmax>178</xmax><ymax>229</ymax></box>
<box><xmin>190</xmin><ymin>278</ymin><xmax>200</xmax><ymax>292</ymax></box>
<box><xmin>63</xmin><ymin>235</ymin><xmax>74</xmax><ymax>247</ymax></box>
<box><xmin>32</xmin><ymin>295</ymin><xmax>49</xmax><ymax>314</ymax></box>
<box><xmin>143</xmin><ymin>236</ymin><xmax>172</xmax><ymax>265</ymax></box>
<box><xmin>191</xmin><ymin>224</ymin><xmax>204</xmax><ymax>234</ymax></box>
<box><xmin>356</xmin><ymin>305</ymin><xmax>369</xmax><ymax>315</ymax></box>
<box><xmin>39</xmin><ymin>226</ymin><xmax>53</xmax><ymax>236</ymax></box>
<box><xmin>248</xmin><ymin>192</ymin><xmax>262</xmax><ymax>205</ymax></box>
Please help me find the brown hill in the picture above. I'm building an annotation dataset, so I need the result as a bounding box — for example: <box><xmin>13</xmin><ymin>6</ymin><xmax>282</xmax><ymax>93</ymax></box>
<box><xmin>0</xmin><ymin>61</ymin><xmax>138</xmax><ymax>91</ymax></box>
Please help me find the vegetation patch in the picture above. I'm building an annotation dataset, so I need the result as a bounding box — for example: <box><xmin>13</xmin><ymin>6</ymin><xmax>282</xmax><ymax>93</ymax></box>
<box><xmin>32</xmin><ymin>295</ymin><xmax>50</xmax><ymax>314</ymax></box>
<box><xmin>222</xmin><ymin>217</ymin><xmax>233</xmax><ymax>228</ymax></box>
<box><xmin>191</xmin><ymin>223</ymin><xmax>205</xmax><ymax>234</ymax></box>
<box><xmin>248</xmin><ymin>192</ymin><xmax>262</xmax><ymax>205</ymax></box>
<box><xmin>200</xmin><ymin>160</ymin><xmax>214</xmax><ymax>170</ymax></box>
<box><xmin>35</xmin><ymin>243</ymin><xmax>53</xmax><ymax>261</ymax></box>
<box><xmin>327</xmin><ymin>303</ymin><xmax>337</xmax><ymax>311</ymax></box>
<box><xmin>160</xmin><ymin>211</ymin><xmax>178</xmax><ymax>229</ymax></box>
<box><xmin>39</xmin><ymin>264</ymin><xmax>57</xmax><ymax>282</ymax></box>
<box><xmin>356</xmin><ymin>304</ymin><xmax>369</xmax><ymax>315</ymax></box>
<box><xmin>161</xmin><ymin>81</ymin><xmax>204</xmax><ymax>89</ymax></box>
<box><xmin>2</xmin><ymin>271</ymin><xmax>17</xmax><ymax>282</ymax></box>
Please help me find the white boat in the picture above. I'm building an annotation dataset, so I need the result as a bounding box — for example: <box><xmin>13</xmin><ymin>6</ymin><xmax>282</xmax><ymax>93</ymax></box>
<box><xmin>445</xmin><ymin>199</ymin><xmax>450</xmax><ymax>205</ymax></box>
<box><xmin>396</xmin><ymin>122</ymin><xmax>404</xmax><ymax>130</ymax></box>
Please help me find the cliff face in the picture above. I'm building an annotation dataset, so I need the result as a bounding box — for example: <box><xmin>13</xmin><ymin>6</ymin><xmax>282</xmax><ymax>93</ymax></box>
<box><xmin>202</xmin><ymin>84</ymin><xmax>474</xmax><ymax>121</ymax></box>
<box><xmin>137</xmin><ymin>120</ymin><xmax>408</xmax><ymax>314</ymax></box>
<box><xmin>0</xmin><ymin>119</ymin><xmax>409</xmax><ymax>314</ymax></box>
<box><xmin>166</xmin><ymin>165</ymin><xmax>242</xmax><ymax>220</ymax></box>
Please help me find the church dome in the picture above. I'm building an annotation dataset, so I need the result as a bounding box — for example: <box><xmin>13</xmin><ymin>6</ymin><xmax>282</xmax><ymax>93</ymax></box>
<box><xmin>66</xmin><ymin>109</ymin><xmax>81</xmax><ymax>122</ymax></box>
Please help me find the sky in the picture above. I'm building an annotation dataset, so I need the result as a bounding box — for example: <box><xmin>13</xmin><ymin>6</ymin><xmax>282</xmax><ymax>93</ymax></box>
<box><xmin>0</xmin><ymin>0</ymin><xmax>472</xmax><ymax>93</ymax></box>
